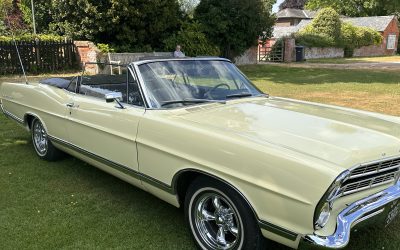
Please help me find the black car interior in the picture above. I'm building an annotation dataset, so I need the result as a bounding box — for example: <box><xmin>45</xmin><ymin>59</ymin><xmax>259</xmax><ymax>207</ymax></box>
<box><xmin>40</xmin><ymin>74</ymin><xmax>144</xmax><ymax>107</ymax></box>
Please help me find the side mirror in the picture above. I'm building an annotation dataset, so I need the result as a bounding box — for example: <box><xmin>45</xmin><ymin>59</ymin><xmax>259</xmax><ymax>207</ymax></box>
<box><xmin>105</xmin><ymin>92</ymin><xmax>123</xmax><ymax>103</ymax></box>
<box><xmin>105</xmin><ymin>92</ymin><xmax>125</xmax><ymax>109</ymax></box>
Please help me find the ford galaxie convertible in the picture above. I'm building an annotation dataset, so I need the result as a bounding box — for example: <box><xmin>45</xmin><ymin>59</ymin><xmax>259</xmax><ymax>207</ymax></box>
<box><xmin>1</xmin><ymin>58</ymin><xmax>399</xmax><ymax>250</ymax></box>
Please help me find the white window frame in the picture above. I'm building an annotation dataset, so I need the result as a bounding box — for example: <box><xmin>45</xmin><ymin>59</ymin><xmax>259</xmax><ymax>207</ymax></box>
<box><xmin>387</xmin><ymin>34</ymin><xmax>397</xmax><ymax>50</ymax></box>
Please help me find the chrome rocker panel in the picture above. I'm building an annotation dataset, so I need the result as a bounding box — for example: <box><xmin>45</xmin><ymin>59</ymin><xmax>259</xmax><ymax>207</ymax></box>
<box><xmin>301</xmin><ymin>182</ymin><xmax>400</xmax><ymax>249</ymax></box>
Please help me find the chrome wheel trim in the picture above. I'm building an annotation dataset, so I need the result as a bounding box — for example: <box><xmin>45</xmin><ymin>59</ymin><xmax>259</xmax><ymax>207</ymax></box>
<box><xmin>32</xmin><ymin>120</ymin><xmax>48</xmax><ymax>156</ymax></box>
<box><xmin>190</xmin><ymin>188</ymin><xmax>243</xmax><ymax>250</ymax></box>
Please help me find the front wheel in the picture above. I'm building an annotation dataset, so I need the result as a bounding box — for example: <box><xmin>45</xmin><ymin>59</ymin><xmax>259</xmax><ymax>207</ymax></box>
<box><xmin>185</xmin><ymin>176</ymin><xmax>265</xmax><ymax>250</ymax></box>
<box><xmin>31</xmin><ymin>118</ymin><xmax>63</xmax><ymax>161</ymax></box>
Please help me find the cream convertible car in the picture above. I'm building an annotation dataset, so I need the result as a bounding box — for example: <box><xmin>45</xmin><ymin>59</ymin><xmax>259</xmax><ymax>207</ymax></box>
<box><xmin>1</xmin><ymin>58</ymin><xmax>399</xmax><ymax>249</ymax></box>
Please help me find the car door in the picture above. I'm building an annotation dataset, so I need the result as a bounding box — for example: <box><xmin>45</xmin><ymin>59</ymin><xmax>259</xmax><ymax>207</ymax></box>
<box><xmin>65</xmin><ymin>66</ymin><xmax>145</xmax><ymax>183</ymax></box>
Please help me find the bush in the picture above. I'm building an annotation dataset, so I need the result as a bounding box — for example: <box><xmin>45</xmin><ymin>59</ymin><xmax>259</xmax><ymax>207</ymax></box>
<box><xmin>97</xmin><ymin>43</ymin><xmax>115</xmax><ymax>54</ymax></box>
<box><xmin>296</xmin><ymin>7</ymin><xmax>383</xmax><ymax>53</ymax></box>
<box><xmin>163</xmin><ymin>21</ymin><xmax>220</xmax><ymax>57</ymax></box>
<box><xmin>341</xmin><ymin>22</ymin><xmax>358</xmax><ymax>48</ymax></box>
<box><xmin>341</xmin><ymin>22</ymin><xmax>382</xmax><ymax>56</ymax></box>
<box><xmin>294</xmin><ymin>33</ymin><xmax>335</xmax><ymax>48</ymax></box>
<box><xmin>0</xmin><ymin>34</ymin><xmax>65</xmax><ymax>42</ymax></box>
<box><xmin>299</xmin><ymin>7</ymin><xmax>341</xmax><ymax>43</ymax></box>
<box><xmin>354</xmin><ymin>27</ymin><xmax>382</xmax><ymax>47</ymax></box>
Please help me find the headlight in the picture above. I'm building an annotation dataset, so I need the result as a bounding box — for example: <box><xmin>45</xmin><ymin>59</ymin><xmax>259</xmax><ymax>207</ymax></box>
<box><xmin>315</xmin><ymin>202</ymin><xmax>331</xmax><ymax>229</ymax></box>
<box><xmin>314</xmin><ymin>170</ymin><xmax>350</xmax><ymax>230</ymax></box>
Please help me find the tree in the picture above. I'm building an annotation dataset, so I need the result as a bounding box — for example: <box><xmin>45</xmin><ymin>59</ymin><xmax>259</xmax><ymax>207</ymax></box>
<box><xmin>163</xmin><ymin>21</ymin><xmax>220</xmax><ymax>56</ymax></box>
<box><xmin>179</xmin><ymin>0</ymin><xmax>200</xmax><ymax>16</ymax></box>
<box><xmin>306</xmin><ymin>7</ymin><xmax>341</xmax><ymax>40</ymax></box>
<box><xmin>48</xmin><ymin>0</ymin><xmax>182</xmax><ymax>52</ymax></box>
<box><xmin>49</xmin><ymin>1</ymin><xmax>111</xmax><ymax>40</ymax></box>
<box><xmin>194</xmin><ymin>0</ymin><xmax>275</xmax><ymax>59</ymax></box>
<box><xmin>306</xmin><ymin>0</ymin><xmax>400</xmax><ymax>17</ymax></box>
<box><xmin>0</xmin><ymin>0</ymin><xmax>12</xmax><ymax>34</ymax></box>
<box><xmin>19</xmin><ymin>0</ymin><xmax>54</xmax><ymax>34</ymax></box>
<box><xmin>279</xmin><ymin>0</ymin><xmax>308</xmax><ymax>10</ymax></box>
<box><xmin>297</xmin><ymin>7</ymin><xmax>341</xmax><ymax>47</ymax></box>
<box><xmin>4</xmin><ymin>0</ymin><xmax>27</xmax><ymax>33</ymax></box>
<box><xmin>0</xmin><ymin>0</ymin><xmax>12</xmax><ymax>18</ymax></box>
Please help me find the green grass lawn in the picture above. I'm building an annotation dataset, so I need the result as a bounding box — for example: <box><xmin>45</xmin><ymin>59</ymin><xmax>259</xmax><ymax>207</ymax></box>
<box><xmin>240</xmin><ymin>64</ymin><xmax>400</xmax><ymax>116</ymax></box>
<box><xmin>1</xmin><ymin>66</ymin><xmax>400</xmax><ymax>249</ymax></box>
<box><xmin>305</xmin><ymin>55</ymin><xmax>400</xmax><ymax>64</ymax></box>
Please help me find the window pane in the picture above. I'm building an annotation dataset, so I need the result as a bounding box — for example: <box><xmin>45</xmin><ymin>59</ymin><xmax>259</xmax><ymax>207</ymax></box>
<box><xmin>138</xmin><ymin>60</ymin><xmax>262</xmax><ymax>109</ymax></box>
<box><xmin>387</xmin><ymin>35</ymin><xmax>396</xmax><ymax>49</ymax></box>
<box><xmin>80</xmin><ymin>64</ymin><xmax>128</xmax><ymax>100</ymax></box>
<box><xmin>77</xmin><ymin>64</ymin><xmax>144</xmax><ymax>107</ymax></box>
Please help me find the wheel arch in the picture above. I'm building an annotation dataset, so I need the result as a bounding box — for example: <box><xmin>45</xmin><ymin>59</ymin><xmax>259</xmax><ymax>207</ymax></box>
<box><xmin>23</xmin><ymin>112</ymin><xmax>48</xmax><ymax>132</ymax></box>
<box><xmin>172</xmin><ymin>169</ymin><xmax>301</xmax><ymax>243</ymax></box>
<box><xmin>172</xmin><ymin>169</ymin><xmax>261</xmax><ymax>222</ymax></box>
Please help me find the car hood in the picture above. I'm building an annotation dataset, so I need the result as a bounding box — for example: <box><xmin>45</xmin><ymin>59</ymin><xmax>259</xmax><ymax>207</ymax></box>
<box><xmin>177</xmin><ymin>97</ymin><xmax>400</xmax><ymax>169</ymax></box>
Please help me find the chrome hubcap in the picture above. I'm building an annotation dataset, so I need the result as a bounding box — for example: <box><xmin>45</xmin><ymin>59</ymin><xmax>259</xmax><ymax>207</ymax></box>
<box><xmin>194</xmin><ymin>193</ymin><xmax>241</xmax><ymax>249</ymax></box>
<box><xmin>33</xmin><ymin>121</ymin><xmax>48</xmax><ymax>156</ymax></box>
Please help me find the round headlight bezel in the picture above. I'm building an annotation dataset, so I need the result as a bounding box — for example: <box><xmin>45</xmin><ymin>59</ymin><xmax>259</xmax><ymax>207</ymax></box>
<box><xmin>315</xmin><ymin>202</ymin><xmax>331</xmax><ymax>229</ymax></box>
<box><xmin>314</xmin><ymin>170</ymin><xmax>351</xmax><ymax>230</ymax></box>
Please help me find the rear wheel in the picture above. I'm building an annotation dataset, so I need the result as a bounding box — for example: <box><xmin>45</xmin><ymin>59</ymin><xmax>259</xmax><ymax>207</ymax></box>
<box><xmin>31</xmin><ymin>118</ymin><xmax>62</xmax><ymax>161</ymax></box>
<box><xmin>185</xmin><ymin>176</ymin><xmax>265</xmax><ymax>250</ymax></box>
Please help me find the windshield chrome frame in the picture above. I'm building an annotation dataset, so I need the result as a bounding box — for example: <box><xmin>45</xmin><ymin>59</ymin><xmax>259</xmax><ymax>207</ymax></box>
<box><xmin>129</xmin><ymin>57</ymin><xmax>263</xmax><ymax>110</ymax></box>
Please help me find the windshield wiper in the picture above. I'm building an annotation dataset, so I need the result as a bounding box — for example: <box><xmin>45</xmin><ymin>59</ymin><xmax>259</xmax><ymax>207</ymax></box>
<box><xmin>161</xmin><ymin>99</ymin><xmax>225</xmax><ymax>107</ymax></box>
<box><xmin>225</xmin><ymin>93</ymin><xmax>253</xmax><ymax>99</ymax></box>
<box><xmin>225</xmin><ymin>93</ymin><xmax>269</xmax><ymax>99</ymax></box>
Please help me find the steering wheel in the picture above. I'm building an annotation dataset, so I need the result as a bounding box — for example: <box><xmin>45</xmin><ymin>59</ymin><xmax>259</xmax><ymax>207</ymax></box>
<box><xmin>204</xmin><ymin>83</ymin><xmax>231</xmax><ymax>99</ymax></box>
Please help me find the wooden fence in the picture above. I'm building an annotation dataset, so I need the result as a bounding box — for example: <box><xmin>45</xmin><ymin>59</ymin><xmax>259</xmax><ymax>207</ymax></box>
<box><xmin>0</xmin><ymin>39</ymin><xmax>79</xmax><ymax>75</ymax></box>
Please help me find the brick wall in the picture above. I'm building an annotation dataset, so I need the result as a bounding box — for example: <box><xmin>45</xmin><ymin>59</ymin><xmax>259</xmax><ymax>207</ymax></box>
<box><xmin>354</xmin><ymin>18</ymin><xmax>399</xmax><ymax>57</ymax></box>
<box><xmin>305</xmin><ymin>47</ymin><xmax>344</xmax><ymax>59</ymax></box>
<box><xmin>74</xmin><ymin>41</ymin><xmax>99</xmax><ymax>74</ymax></box>
<box><xmin>284</xmin><ymin>38</ymin><xmax>295</xmax><ymax>62</ymax></box>
<box><xmin>235</xmin><ymin>47</ymin><xmax>259</xmax><ymax>65</ymax></box>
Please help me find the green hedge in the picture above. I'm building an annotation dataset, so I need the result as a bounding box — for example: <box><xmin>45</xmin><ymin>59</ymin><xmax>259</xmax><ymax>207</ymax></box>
<box><xmin>294</xmin><ymin>33</ymin><xmax>335</xmax><ymax>48</ymax></box>
<box><xmin>0</xmin><ymin>34</ymin><xmax>66</xmax><ymax>42</ymax></box>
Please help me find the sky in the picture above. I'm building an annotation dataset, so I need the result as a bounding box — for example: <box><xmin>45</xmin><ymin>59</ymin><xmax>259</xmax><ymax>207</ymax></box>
<box><xmin>273</xmin><ymin>0</ymin><xmax>285</xmax><ymax>13</ymax></box>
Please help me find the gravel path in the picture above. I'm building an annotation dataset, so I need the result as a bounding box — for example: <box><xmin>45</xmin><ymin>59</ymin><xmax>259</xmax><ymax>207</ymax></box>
<box><xmin>260</xmin><ymin>62</ymin><xmax>400</xmax><ymax>71</ymax></box>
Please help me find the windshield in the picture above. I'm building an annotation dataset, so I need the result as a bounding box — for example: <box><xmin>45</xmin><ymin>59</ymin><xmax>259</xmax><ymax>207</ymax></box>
<box><xmin>138</xmin><ymin>60</ymin><xmax>263</xmax><ymax>108</ymax></box>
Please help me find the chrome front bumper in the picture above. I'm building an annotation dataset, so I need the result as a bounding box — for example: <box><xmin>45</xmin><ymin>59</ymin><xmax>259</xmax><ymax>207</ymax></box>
<box><xmin>301</xmin><ymin>182</ymin><xmax>400</xmax><ymax>249</ymax></box>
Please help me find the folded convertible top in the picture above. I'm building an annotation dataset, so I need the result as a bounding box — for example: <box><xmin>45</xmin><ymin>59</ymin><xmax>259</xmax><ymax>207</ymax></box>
<box><xmin>40</xmin><ymin>77</ymin><xmax>73</xmax><ymax>89</ymax></box>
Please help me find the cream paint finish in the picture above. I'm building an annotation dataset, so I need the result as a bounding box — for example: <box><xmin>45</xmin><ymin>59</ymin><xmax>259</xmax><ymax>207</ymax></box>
<box><xmin>1</xmin><ymin>82</ymin><xmax>70</xmax><ymax>140</ymax></box>
<box><xmin>66</xmin><ymin>93</ymin><xmax>144</xmax><ymax>173</ymax></box>
<box><xmin>1</xmin><ymin>81</ymin><xmax>400</xmax><ymax>249</ymax></box>
<box><xmin>137</xmin><ymin>97</ymin><xmax>400</xmax><ymax>236</ymax></box>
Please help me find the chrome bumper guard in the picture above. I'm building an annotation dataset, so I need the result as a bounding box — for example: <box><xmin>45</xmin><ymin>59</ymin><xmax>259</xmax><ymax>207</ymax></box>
<box><xmin>301</xmin><ymin>182</ymin><xmax>400</xmax><ymax>249</ymax></box>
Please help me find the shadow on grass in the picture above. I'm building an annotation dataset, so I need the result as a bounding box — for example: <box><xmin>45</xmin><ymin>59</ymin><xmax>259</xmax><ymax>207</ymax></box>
<box><xmin>239</xmin><ymin>65</ymin><xmax>400</xmax><ymax>85</ymax></box>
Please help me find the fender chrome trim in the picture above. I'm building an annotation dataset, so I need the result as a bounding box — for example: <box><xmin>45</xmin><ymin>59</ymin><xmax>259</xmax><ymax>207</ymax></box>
<box><xmin>1</xmin><ymin>101</ymin><xmax>24</xmax><ymax>124</ymax></box>
<box><xmin>301</xmin><ymin>182</ymin><xmax>400</xmax><ymax>249</ymax></box>
<box><xmin>48</xmin><ymin>135</ymin><xmax>174</xmax><ymax>194</ymax></box>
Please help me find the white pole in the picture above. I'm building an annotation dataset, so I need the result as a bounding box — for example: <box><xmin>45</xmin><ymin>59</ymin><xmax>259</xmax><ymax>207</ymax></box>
<box><xmin>30</xmin><ymin>0</ymin><xmax>37</xmax><ymax>35</ymax></box>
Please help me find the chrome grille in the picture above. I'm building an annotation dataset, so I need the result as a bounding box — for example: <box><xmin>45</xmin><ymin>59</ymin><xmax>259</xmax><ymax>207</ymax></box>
<box><xmin>339</xmin><ymin>157</ymin><xmax>400</xmax><ymax>196</ymax></box>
